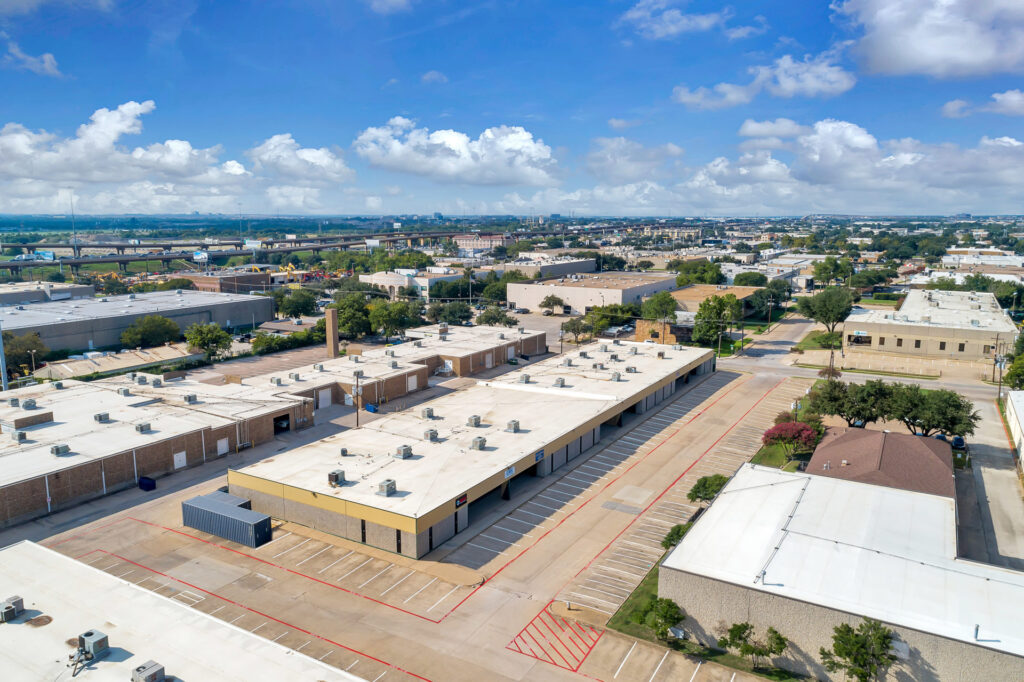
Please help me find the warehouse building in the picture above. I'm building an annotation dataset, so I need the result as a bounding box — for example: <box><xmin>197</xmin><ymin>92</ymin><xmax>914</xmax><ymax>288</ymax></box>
<box><xmin>229</xmin><ymin>342</ymin><xmax>715</xmax><ymax>558</ymax></box>
<box><xmin>33</xmin><ymin>343</ymin><xmax>204</xmax><ymax>380</ymax></box>
<box><xmin>477</xmin><ymin>256</ymin><xmax>596</xmax><ymax>278</ymax></box>
<box><xmin>842</xmin><ymin>290</ymin><xmax>1017</xmax><ymax>361</ymax></box>
<box><xmin>358</xmin><ymin>268</ymin><xmax>467</xmax><ymax>301</ymax></box>
<box><xmin>670</xmin><ymin>284</ymin><xmax>762</xmax><ymax>314</ymax></box>
<box><xmin>0</xmin><ymin>290</ymin><xmax>274</xmax><ymax>352</ymax></box>
<box><xmin>0</xmin><ymin>374</ymin><xmax>312</xmax><ymax>528</ymax></box>
<box><xmin>0</xmin><ymin>541</ymin><xmax>366</xmax><ymax>681</ymax></box>
<box><xmin>178</xmin><ymin>270</ymin><xmax>273</xmax><ymax>293</ymax></box>
<box><xmin>506</xmin><ymin>272</ymin><xmax>678</xmax><ymax>314</ymax></box>
<box><xmin>659</xmin><ymin>464</ymin><xmax>1024</xmax><ymax>681</ymax></box>
<box><xmin>0</xmin><ymin>280</ymin><xmax>94</xmax><ymax>305</ymax></box>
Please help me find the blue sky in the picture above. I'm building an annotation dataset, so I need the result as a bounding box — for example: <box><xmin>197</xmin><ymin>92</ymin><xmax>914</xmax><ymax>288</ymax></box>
<box><xmin>1</xmin><ymin>0</ymin><xmax>1023</xmax><ymax>215</ymax></box>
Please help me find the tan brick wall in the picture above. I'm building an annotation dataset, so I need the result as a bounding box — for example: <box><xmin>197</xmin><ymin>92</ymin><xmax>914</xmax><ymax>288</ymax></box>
<box><xmin>659</xmin><ymin>567</ymin><xmax>1024</xmax><ymax>681</ymax></box>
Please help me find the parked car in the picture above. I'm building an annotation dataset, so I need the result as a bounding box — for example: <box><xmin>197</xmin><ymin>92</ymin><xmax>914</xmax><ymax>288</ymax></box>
<box><xmin>515</xmin><ymin>308</ymin><xmax>529</xmax><ymax>314</ymax></box>
<box><xmin>951</xmin><ymin>435</ymin><xmax>966</xmax><ymax>450</ymax></box>
<box><xmin>542</xmin><ymin>310</ymin><xmax>553</xmax><ymax>316</ymax></box>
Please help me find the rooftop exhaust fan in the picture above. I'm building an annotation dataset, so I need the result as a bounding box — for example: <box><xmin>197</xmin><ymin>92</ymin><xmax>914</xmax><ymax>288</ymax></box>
<box><xmin>467</xmin><ymin>414</ymin><xmax>481</xmax><ymax>427</ymax></box>
<box><xmin>94</xmin><ymin>412</ymin><xmax>109</xmax><ymax>423</ymax></box>
<box><xmin>553</xmin><ymin>377</ymin><xmax>565</xmax><ymax>387</ymax></box>
<box><xmin>288</xmin><ymin>372</ymin><xmax>301</xmax><ymax>380</ymax></box>
<box><xmin>50</xmin><ymin>443</ymin><xmax>70</xmax><ymax>455</ymax></box>
<box><xmin>506</xmin><ymin>420</ymin><xmax>520</xmax><ymax>433</ymax></box>
<box><xmin>471</xmin><ymin>436</ymin><xmax>486</xmax><ymax>450</ymax></box>
<box><xmin>135</xmin><ymin>423</ymin><xmax>151</xmax><ymax>433</ymax></box>
<box><xmin>519</xmin><ymin>374</ymin><xmax>530</xmax><ymax>384</ymax></box>
<box><xmin>184</xmin><ymin>394</ymin><xmax>197</xmax><ymax>404</ymax></box>
<box><xmin>422</xmin><ymin>407</ymin><xmax>434</xmax><ymax>419</ymax></box>
<box><xmin>424</xmin><ymin>428</ymin><xmax>438</xmax><ymax>442</ymax></box>
<box><xmin>269</xmin><ymin>377</ymin><xmax>282</xmax><ymax>386</ymax></box>
<box><xmin>394</xmin><ymin>444</ymin><xmax>413</xmax><ymax>459</ymax></box>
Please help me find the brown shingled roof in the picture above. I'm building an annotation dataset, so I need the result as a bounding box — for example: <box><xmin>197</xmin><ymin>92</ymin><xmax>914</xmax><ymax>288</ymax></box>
<box><xmin>806</xmin><ymin>427</ymin><xmax>955</xmax><ymax>498</ymax></box>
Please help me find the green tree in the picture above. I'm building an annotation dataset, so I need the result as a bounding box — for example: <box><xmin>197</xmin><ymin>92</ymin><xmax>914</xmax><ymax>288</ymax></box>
<box><xmin>797</xmin><ymin>287</ymin><xmax>855</xmax><ymax>336</ymax></box>
<box><xmin>45</xmin><ymin>270</ymin><xmax>66</xmax><ymax>283</ymax></box>
<box><xmin>634</xmin><ymin>260</ymin><xmax>655</xmax><ymax>271</ymax></box>
<box><xmin>718</xmin><ymin>623</ymin><xmax>788</xmax><ymax>669</ymax></box>
<box><xmin>661</xmin><ymin>522</ymin><xmax>693</xmax><ymax>550</ymax></box>
<box><xmin>1005</xmin><ymin>354</ymin><xmax>1024</xmax><ymax>389</ymax></box>
<box><xmin>278</xmin><ymin>288</ymin><xmax>317</xmax><ymax>317</ymax></box>
<box><xmin>368</xmin><ymin>301</ymin><xmax>419</xmax><ymax>340</ymax></box>
<box><xmin>631</xmin><ymin>598</ymin><xmax>684</xmax><ymax>639</ymax></box>
<box><xmin>733</xmin><ymin>271</ymin><xmax>768</xmax><ymax>287</ymax></box>
<box><xmin>885</xmin><ymin>383</ymin><xmax>980</xmax><ymax>437</ymax></box>
<box><xmin>687</xmin><ymin>474</ymin><xmax>729</xmax><ymax>506</ymax></box>
<box><xmin>330</xmin><ymin>293</ymin><xmax>372</xmax><ymax>339</ymax></box>
<box><xmin>156</xmin><ymin>277</ymin><xmax>196</xmax><ymax>291</ymax></box>
<box><xmin>810</xmin><ymin>380</ymin><xmax>891</xmax><ymax>427</ymax></box>
<box><xmin>2</xmin><ymin>331</ymin><xmax>47</xmax><ymax>375</ymax></box>
<box><xmin>184</xmin><ymin>323</ymin><xmax>232</xmax><ymax>360</ymax></box>
<box><xmin>561</xmin><ymin>317</ymin><xmax>592</xmax><ymax>344</ymax></box>
<box><xmin>539</xmin><ymin>294</ymin><xmax>565</xmax><ymax>313</ymax></box>
<box><xmin>426</xmin><ymin>301</ymin><xmax>472</xmax><ymax>324</ymax></box>
<box><xmin>476</xmin><ymin>305</ymin><xmax>519</xmax><ymax>327</ymax></box>
<box><xmin>820</xmin><ymin>619</ymin><xmax>898</xmax><ymax>682</ymax></box>
<box><xmin>121</xmin><ymin>315</ymin><xmax>181</xmax><ymax>348</ymax></box>
<box><xmin>691</xmin><ymin>294</ymin><xmax>740</xmax><ymax>347</ymax></box>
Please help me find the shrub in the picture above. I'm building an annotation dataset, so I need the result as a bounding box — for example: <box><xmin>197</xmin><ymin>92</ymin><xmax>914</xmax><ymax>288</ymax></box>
<box><xmin>762</xmin><ymin>422</ymin><xmax>818</xmax><ymax>451</ymax></box>
<box><xmin>773</xmin><ymin>411</ymin><xmax>795</xmax><ymax>425</ymax></box>
<box><xmin>630</xmin><ymin>598</ymin><xmax>685</xmax><ymax>639</ymax></box>
<box><xmin>661</xmin><ymin>522</ymin><xmax>693</xmax><ymax>550</ymax></box>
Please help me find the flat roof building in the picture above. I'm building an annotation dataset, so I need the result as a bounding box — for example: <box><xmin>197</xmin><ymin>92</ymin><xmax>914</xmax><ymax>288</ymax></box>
<box><xmin>478</xmin><ymin>256</ymin><xmax>596</xmax><ymax>279</ymax></box>
<box><xmin>178</xmin><ymin>270</ymin><xmax>273</xmax><ymax>293</ymax></box>
<box><xmin>660</xmin><ymin>464</ymin><xmax>1024</xmax><ymax>681</ymax></box>
<box><xmin>358</xmin><ymin>268</ymin><xmax>466</xmax><ymax>301</ymax></box>
<box><xmin>0</xmin><ymin>290</ymin><xmax>274</xmax><ymax>352</ymax></box>
<box><xmin>0</xmin><ymin>540</ymin><xmax>365</xmax><ymax>681</ymax></box>
<box><xmin>229</xmin><ymin>341</ymin><xmax>715</xmax><ymax>558</ymax></box>
<box><xmin>670</xmin><ymin>284</ymin><xmax>762</xmax><ymax>314</ymax></box>
<box><xmin>33</xmin><ymin>343</ymin><xmax>204</xmax><ymax>380</ymax></box>
<box><xmin>842</xmin><ymin>289</ymin><xmax>1017</xmax><ymax>361</ymax></box>
<box><xmin>506</xmin><ymin>271</ymin><xmax>678</xmax><ymax>314</ymax></box>
<box><xmin>0</xmin><ymin>280</ymin><xmax>94</xmax><ymax>305</ymax></box>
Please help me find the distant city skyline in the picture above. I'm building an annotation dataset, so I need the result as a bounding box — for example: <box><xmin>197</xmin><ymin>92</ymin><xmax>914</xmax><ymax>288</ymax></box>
<box><xmin>1</xmin><ymin>1</ymin><xmax>1023</xmax><ymax>216</ymax></box>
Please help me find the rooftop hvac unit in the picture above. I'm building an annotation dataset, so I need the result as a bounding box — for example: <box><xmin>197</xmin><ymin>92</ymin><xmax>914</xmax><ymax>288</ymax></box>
<box><xmin>611</xmin><ymin>372</ymin><xmax>621</xmax><ymax>382</ymax></box>
<box><xmin>422</xmin><ymin>407</ymin><xmax>434</xmax><ymax>419</ymax></box>
<box><xmin>351</xmin><ymin>355</ymin><xmax>360</xmax><ymax>363</ymax></box>
<box><xmin>579</xmin><ymin>351</ymin><xmax>589</xmax><ymax>359</ymax></box>
<box><xmin>394</xmin><ymin>444</ymin><xmax>413</xmax><ymax>459</ymax></box>
<box><xmin>439</xmin><ymin>333</ymin><xmax>448</xmax><ymax>341</ymax></box>
<box><xmin>553</xmin><ymin>377</ymin><xmax>565</xmax><ymax>387</ymax></box>
<box><xmin>151</xmin><ymin>379</ymin><xmax>162</xmax><ymax>387</ymax></box>
<box><xmin>184</xmin><ymin>394</ymin><xmax>197</xmax><ymax>404</ymax></box>
<box><xmin>467</xmin><ymin>414</ymin><xmax>481</xmax><ymax>427</ymax></box>
<box><xmin>0</xmin><ymin>595</ymin><xmax>24</xmax><ymax>623</ymax></box>
<box><xmin>518</xmin><ymin>327</ymin><xmax>525</xmax><ymax>334</ymax></box>
<box><xmin>609</xmin><ymin>353</ymin><xmax>619</xmax><ymax>361</ymax></box>
<box><xmin>377</xmin><ymin>479</ymin><xmax>397</xmax><ymax>497</ymax></box>
<box><xmin>50</xmin><ymin>444</ymin><xmax>70</xmax><ymax>455</ymax></box>
<box><xmin>625</xmin><ymin>366</ymin><xmax>637</xmax><ymax>373</ymax></box>
<box><xmin>613</xmin><ymin>339</ymin><xmax>621</xmax><ymax>345</ymax></box>
<box><xmin>7</xmin><ymin>398</ymin><xmax>17</xmax><ymax>407</ymax></box>
<box><xmin>288</xmin><ymin>372</ymin><xmax>301</xmax><ymax>381</ymax></box>
<box><xmin>339</xmin><ymin>447</ymin><xmax>349</xmax><ymax>457</ymax></box>
<box><xmin>77</xmin><ymin>630</ymin><xmax>109</xmax><ymax>660</ymax></box>
<box><xmin>128</xmin><ymin>293</ymin><xmax>136</xmax><ymax>300</ymax></box>
<box><xmin>657</xmin><ymin>351</ymin><xmax>665</xmax><ymax>359</ymax></box>
<box><xmin>629</xmin><ymin>346</ymin><xmax>637</xmax><ymax>355</ymax></box>
<box><xmin>471</xmin><ymin>436</ymin><xmax>487</xmax><ymax>450</ymax></box>
<box><xmin>518</xmin><ymin>374</ymin><xmax>530</xmax><ymax>384</ymax></box>
<box><xmin>413</xmin><ymin>340</ymin><xmax>422</xmax><ymax>347</ymax></box>
<box><xmin>136</xmin><ymin>376</ymin><xmax>148</xmax><ymax>385</ymax></box>
<box><xmin>21</xmin><ymin>399</ymin><xmax>36</xmax><ymax>409</ymax></box>
<box><xmin>600</xmin><ymin>344</ymin><xmax>608</xmax><ymax>352</ymax></box>
<box><xmin>131</xmin><ymin>660</ymin><xmax>165</xmax><ymax>682</ymax></box>
<box><xmin>269</xmin><ymin>377</ymin><xmax>282</xmax><ymax>386</ymax></box>
<box><xmin>10</xmin><ymin>431</ymin><xmax>25</xmax><ymax>443</ymax></box>
<box><xmin>93</xmin><ymin>412</ymin><xmax>109</xmax><ymax>423</ymax></box>
<box><xmin>562</xmin><ymin>358</ymin><xmax>572</xmax><ymax>367</ymax></box>
<box><xmin>117</xmin><ymin>388</ymin><xmax>131</xmax><ymax>397</ymax></box>
<box><xmin>53</xmin><ymin>381</ymin><xmax>64</xmax><ymax>389</ymax></box>
<box><xmin>385</xmin><ymin>349</ymin><xmax>395</xmax><ymax>357</ymax></box>
<box><xmin>328</xmin><ymin>470</ymin><xmax>345</xmax><ymax>487</ymax></box>
<box><xmin>390</xmin><ymin>360</ymin><xmax>399</xmax><ymax>369</ymax></box>
<box><xmin>352</xmin><ymin>369</ymin><xmax>364</xmax><ymax>378</ymax></box>
<box><xmin>497</xmin><ymin>332</ymin><xmax>505</xmax><ymax>340</ymax></box>
<box><xmin>128</xmin><ymin>372</ymin><xmax>137</xmax><ymax>380</ymax></box>
<box><xmin>424</xmin><ymin>428</ymin><xmax>438</xmax><ymax>442</ymax></box>
<box><xmin>313</xmin><ymin>363</ymin><xmax>324</xmax><ymax>371</ymax></box>
<box><xmin>135</xmin><ymin>423</ymin><xmax>151</xmax><ymax>433</ymax></box>
<box><xmin>506</xmin><ymin>420</ymin><xmax>520</xmax><ymax>433</ymax></box>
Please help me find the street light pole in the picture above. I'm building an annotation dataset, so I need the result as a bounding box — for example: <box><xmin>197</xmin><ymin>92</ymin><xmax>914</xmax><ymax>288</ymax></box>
<box><xmin>354</xmin><ymin>373</ymin><xmax>361</xmax><ymax>428</ymax></box>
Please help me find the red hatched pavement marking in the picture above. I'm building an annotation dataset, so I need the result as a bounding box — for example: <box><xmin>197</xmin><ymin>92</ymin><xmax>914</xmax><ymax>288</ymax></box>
<box><xmin>82</xmin><ymin>548</ymin><xmax>431</xmax><ymax>681</ymax></box>
<box><xmin>506</xmin><ymin>601</ymin><xmax>603</xmax><ymax>673</ymax></box>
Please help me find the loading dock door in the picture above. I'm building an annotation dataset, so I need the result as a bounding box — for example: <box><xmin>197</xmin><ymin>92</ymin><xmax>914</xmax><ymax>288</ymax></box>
<box><xmin>217</xmin><ymin>438</ymin><xmax>230</xmax><ymax>456</ymax></box>
<box><xmin>485</xmin><ymin>353</ymin><xmax>493</xmax><ymax>369</ymax></box>
<box><xmin>507</xmin><ymin>346</ymin><xmax>515</xmax><ymax>360</ymax></box>
<box><xmin>173</xmin><ymin>451</ymin><xmax>187</xmax><ymax>470</ymax></box>
<box><xmin>318</xmin><ymin>388</ymin><xmax>332</xmax><ymax>409</ymax></box>
<box><xmin>407</xmin><ymin>374</ymin><xmax>418</xmax><ymax>392</ymax></box>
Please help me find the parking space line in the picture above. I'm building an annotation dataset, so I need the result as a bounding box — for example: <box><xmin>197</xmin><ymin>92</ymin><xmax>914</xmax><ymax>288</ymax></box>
<box><xmin>479</xmin><ymin>533</ymin><xmax>516</xmax><ymax>546</ymax></box>
<box><xmin>565</xmin><ymin>593</ymin><xmax>613</xmax><ymax>614</ymax></box>
<box><xmin>529</xmin><ymin>498</ymin><xmax>566</xmax><ymax>512</ymax></box>
<box><xmin>318</xmin><ymin>651</ymin><xmax>331</xmax><ymax>661</ymax></box>
<box><xmin>648</xmin><ymin>650</ymin><xmax>669</xmax><ymax>681</ymax></box>
<box><xmin>465</xmin><ymin>541</ymin><xmax>501</xmax><ymax>553</ymax></box>
<box><xmin>272</xmin><ymin>631</ymin><xmax>288</xmax><ymax>642</ymax></box>
<box><xmin>500</xmin><ymin>517</ymin><xmax>535</xmax><ymax>529</ymax></box>
<box><xmin>260</xmin><ymin>531</ymin><xmax>292</xmax><ymax>548</ymax></box>
<box><xmin>379</xmin><ymin>571</ymin><xmax>413</xmax><ymax>596</ymax></box>
<box><xmin>358</xmin><ymin>564</ymin><xmax>393</xmax><ymax>589</ymax></box>
<box><xmin>272</xmin><ymin>537</ymin><xmax>310</xmax><ymax>559</ymax></box>
<box><xmin>209</xmin><ymin>605</ymin><xmax>225</xmax><ymax>616</ymax></box>
<box><xmin>296</xmin><ymin>640</ymin><xmax>310</xmax><ymax>651</ymax></box>
<box><xmin>511</xmin><ymin>509</ymin><xmax>548</xmax><ymax>521</ymax></box>
<box><xmin>373</xmin><ymin>672</ymin><xmax>386</xmax><ymax>682</ymax></box>
<box><xmin>337</xmin><ymin>557</ymin><xmax>373</xmax><ymax>582</ymax></box>
<box><xmin>317</xmin><ymin>550</ymin><xmax>353</xmax><ymax>574</ymax></box>
<box><xmin>553</xmin><ymin>481</ymin><xmax>588</xmax><ymax>493</ymax></box>
<box><xmin>426</xmin><ymin>585</ymin><xmax>460</xmax><ymax>612</ymax></box>
<box><xmin>295</xmin><ymin>545</ymin><xmax>330</xmax><ymax>566</ymax></box>
<box><xmin>251</xmin><ymin>622</ymin><xmax>267</xmax><ymax>633</ymax></box>
<box><xmin>606</xmin><ymin>557</ymin><xmax>647</xmax><ymax>571</ymax></box>
<box><xmin>614</xmin><ymin>641</ymin><xmax>637</xmax><ymax>678</ymax></box>
<box><xmin>578</xmin><ymin>584</ymin><xmax>626</xmax><ymax>601</ymax></box>
<box><xmin>688</xmin><ymin>661</ymin><xmax>702</xmax><ymax>682</ymax></box>
<box><xmin>587</xmin><ymin>577</ymin><xmax>633</xmax><ymax>593</ymax></box>
<box><xmin>593</xmin><ymin>571</ymin><xmax>635</xmax><ymax>586</ymax></box>
<box><xmin>536</xmin><ymin>493</ymin><xmax>571</xmax><ymax>504</ymax></box>
<box><xmin>493</xmin><ymin>525</ymin><xmax>532</xmax><ymax>537</ymax></box>
<box><xmin>346</xmin><ymin>659</ymin><xmax>358</xmax><ymax>670</ymax></box>
<box><xmin>114</xmin><ymin>569</ymin><xmax>134</xmax><ymax>579</ymax></box>
<box><xmin>403</xmin><ymin>576</ymin><xmax>437</xmax><ymax>603</ymax></box>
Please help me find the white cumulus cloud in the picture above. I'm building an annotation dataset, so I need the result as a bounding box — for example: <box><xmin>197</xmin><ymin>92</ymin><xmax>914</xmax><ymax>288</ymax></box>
<box><xmin>738</xmin><ymin>118</ymin><xmax>809</xmax><ymax>138</ymax></box>
<box><xmin>421</xmin><ymin>70</ymin><xmax>448</xmax><ymax>84</ymax></box>
<box><xmin>985</xmin><ymin>89</ymin><xmax>1024</xmax><ymax>115</ymax></box>
<box><xmin>585</xmin><ymin>137</ymin><xmax>682</xmax><ymax>184</ymax></box>
<box><xmin>835</xmin><ymin>0</ymin><xmax>1024</xmax><ymax>77</ymax></box>
<box><xmin>618</xmin><ymin>0</ymin><xmax>731</xmax><ymax>40</ymax></box>
<box><xmin>1</xmin><ymin>34</ymin><xmax>62</xmax><ymax>77</ymax></box>
<box><xmin>247</xmin><ymin>133</ymin><xmax>354</xmax><ymax>183</ymax></box>
<box><xmin>941</xmin><ymin>99</ymin><xmax>971</xmax><ymax>118</ymax></box>
<box><xmin>353</xmin><ymin>116</ymin><xmax>558</xmax><ymax>186</ymax></box>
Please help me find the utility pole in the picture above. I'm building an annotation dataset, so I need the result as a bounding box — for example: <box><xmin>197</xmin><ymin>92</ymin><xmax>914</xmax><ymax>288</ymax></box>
<box><xmin>766</xmin><ymin>296</ymin><xmax>774</xmax><ymax>334</ymax></box>
<box><xmin>0</xmin><ymin>320</ymin><xmax>8</xmax><ymax>391</ymax></box>
<box><xmin>354</xmin><ymin>372</ymin><xmax>361</xmax><ymax>428</ymax></box>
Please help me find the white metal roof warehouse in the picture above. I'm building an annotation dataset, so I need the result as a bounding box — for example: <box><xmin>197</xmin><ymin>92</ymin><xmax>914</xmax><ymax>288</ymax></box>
<box><xmin>0</xmin><ymin>541</ymin><xmax>366</xmax><ymax>681</ymax></box>
<box><xmin>660</xmin><ymin>464</ymin><xmax>1024</xmax><ymax>679</ymax></box>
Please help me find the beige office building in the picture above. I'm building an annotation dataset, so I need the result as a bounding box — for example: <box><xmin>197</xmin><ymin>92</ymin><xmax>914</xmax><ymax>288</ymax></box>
<box><xmin>506</xmin><ymin>272</ymin><xmax>677</xmax><ymax>314</ymax></box>
<box><xmin>842</xmin><ymin>290</ymin><xmax>1017</xmax><ymax>361</ymax></box>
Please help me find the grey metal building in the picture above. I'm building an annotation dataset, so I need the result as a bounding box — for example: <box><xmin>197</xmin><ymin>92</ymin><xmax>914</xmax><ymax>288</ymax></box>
<box><xmin>0</xmin><ymin>290</ymin><xmax>274</xmax><ymax>351</ymax></box>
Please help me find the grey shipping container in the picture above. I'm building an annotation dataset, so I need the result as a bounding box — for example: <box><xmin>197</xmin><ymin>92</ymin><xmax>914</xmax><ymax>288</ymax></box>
<box><xmin>201</xmin><ymin>490</ymin><xmax>252</xmax><ymax>509</ymax></box>
<box><xmin>182</xmin><ymin>495</ymin><xmax>271</xmax><ymax>548</ymax></box>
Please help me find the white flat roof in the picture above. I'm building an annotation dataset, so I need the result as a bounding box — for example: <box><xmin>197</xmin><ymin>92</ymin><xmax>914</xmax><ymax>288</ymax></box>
<box><xmin>0</xmin><ymin>290</ymin><xmax>266</xmax><ymax>332</ymax></box>
<box><xmin>235</xmin><ymin>342</ymin><xmax>711</xmax><ymax>517</ymax></box>
<box><xmin>0</xmin><ymin>541</ymin><xmax>365</xmax><ymax>681</ymax></box>
<box><xmin>846</xmin><ymin>289</ymin><xmax>1017</xmax><ymax>333</ymax></box>
<box><xmin>0</xmin><ymin>376</ymin><xmax>302</xmax><ymax>487</ymax></box>
<box><xmin>663</xmin><ymin>464</ymin><xmax>1024</xmax><ymax>658</ymax></box>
